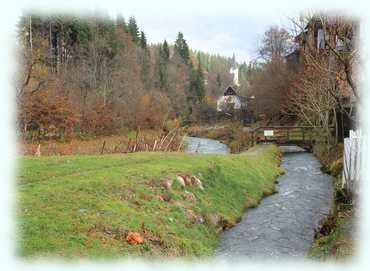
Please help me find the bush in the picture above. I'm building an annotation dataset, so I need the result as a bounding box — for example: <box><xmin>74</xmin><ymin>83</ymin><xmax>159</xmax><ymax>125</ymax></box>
<box><xmin>20</xmin><ymin>92</ymin><xmax>80</xmax><ymax>140</ymax></box>
<box><xmin>133</xmin><ymin>93</ymin><xmax>172</xmax><ymax>130</ymax></box>
<box><xmin>190</xmin><ymin>102</ymin><xmax>218</xmax><ymax>124</ymax></box>
<box><xmin>313</xmin><ymin>143</ymin><xmax>343</xmax><ymax>177</ymax></box>
<box><xmin>82</xmin><ymin>102</ymin><xmax>114</xmax><ymax>136</ymax></box>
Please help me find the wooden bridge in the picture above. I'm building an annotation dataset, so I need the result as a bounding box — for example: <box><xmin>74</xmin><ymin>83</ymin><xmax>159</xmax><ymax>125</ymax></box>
<box><xmin>250</xmin><ymin>126</ymin><xmax>333</xmax><ymax>150</ymax></box>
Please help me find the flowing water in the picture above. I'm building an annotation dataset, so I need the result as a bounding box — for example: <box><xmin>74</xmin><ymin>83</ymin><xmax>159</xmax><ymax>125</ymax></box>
<box><xmin>184</xmin><ymin>136</ymin><xmax>230</xmax><ymax>154</ymax></box>
<box><xmin>185</xmin><ymin>138</ymin><xmax>334</xmax><ymax>262</ymax></box>
<box><xmin>215</xmin><ymin>145</ymin><xmax>334</xmax><ymax>262</ymax></box>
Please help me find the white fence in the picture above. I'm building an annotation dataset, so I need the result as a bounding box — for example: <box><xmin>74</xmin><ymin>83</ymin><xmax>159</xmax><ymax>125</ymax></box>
<box><xmin>342</xmin><ymin>130</ymin><xmax>363</xmax><ymax>194</ymax></box>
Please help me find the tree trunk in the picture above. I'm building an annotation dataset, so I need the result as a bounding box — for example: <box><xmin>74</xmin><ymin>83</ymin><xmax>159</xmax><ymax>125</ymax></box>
<box><xmin>29</xmin><ymin>14</ymin><xmax>33</xmax><ymax>58</ymax></box>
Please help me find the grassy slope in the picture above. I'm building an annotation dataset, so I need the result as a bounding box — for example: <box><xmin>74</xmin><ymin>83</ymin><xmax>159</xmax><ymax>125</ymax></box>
<box><xmin>309</xmin><ymin>210</ymin><xmax>355</xmax><ymax>261</ymax></box>
<box><xmin>17</xmin><ymin>145</ymin><xmax>282</xmax><ymax>259</ymax></box>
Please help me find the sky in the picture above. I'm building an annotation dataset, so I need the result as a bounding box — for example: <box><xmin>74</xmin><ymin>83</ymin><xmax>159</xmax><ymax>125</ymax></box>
<box><xmin>116</xmin><ymin>12</ymin><xmax>291</xmax><ymax>63</ymax></box>
<box><xmin>12</xmin><ymin>1</ymin><xmax>307</xmax><ymax>63</ymax></box>
<box><xmin>13</xmin><ymin>0</ymin><xmax>365</xmax><ymax>63</ymax></box>
<box><xmin>102</xmin><ymin>3</ymin><xmax>296</xmax><ymax>63</ymax></box>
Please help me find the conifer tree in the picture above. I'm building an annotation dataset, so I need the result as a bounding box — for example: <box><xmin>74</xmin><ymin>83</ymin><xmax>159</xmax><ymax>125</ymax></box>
<box><xmin>162</xmin><ymin>40</ymin><xmax>170</xmax><ymax>60</ymax></box>
<box><xmin>116</xmin><ymin>14</ymin><xmax>128</xmax><ymax>32</ymax></box>
<box><xmin>140</xmin><ymin>31</ymin><xmax>147</xmax><ymax>49</ymax></box>
<box><xmin>127</xmin><ymin>16</ymin><xmax>139</xmax><ymax>43</ymax></box>
<box><xmin>174</xmin><ymin>32</ymin><xmax>190</xmax><ymax>64</ymax></box>
<box><xmin>189</xmin><ymin>53</ymin><xmax>205</xmax><ymax>103</ymax></box>
<box><xmin>157</xmin><ymin>41</ymin><xmax>170</xmax><ymax>89</ymax></box>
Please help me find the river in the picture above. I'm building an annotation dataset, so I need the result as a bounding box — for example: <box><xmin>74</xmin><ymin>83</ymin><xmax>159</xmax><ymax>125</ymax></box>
<box><xmin>185</xmin><ymin>137</ymin><xmax>334</xmax><ymax>262</ymax></box>
<box><xmin>184</xmin><ymin>136</ymin><xmax>230</xmax><ymax>154</ymax></box>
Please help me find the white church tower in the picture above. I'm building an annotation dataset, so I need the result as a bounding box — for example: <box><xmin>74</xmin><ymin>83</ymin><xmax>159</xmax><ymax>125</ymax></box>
<box><xmin>229</xmin><ymin>53</ymin><xmax>239</xmax><ymax>87</ymax></box>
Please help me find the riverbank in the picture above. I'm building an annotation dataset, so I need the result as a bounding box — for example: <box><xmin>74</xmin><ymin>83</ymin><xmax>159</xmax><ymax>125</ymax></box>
<box><xmin>309</xmin><ymin>143</ymin><xmax>356</xmax><ymax>260</ymax></box>
<box><xmin>20</xmin><ymin>128</ymin><xmax>184</xmax><ymax>156</ymax></box>
<box><xmin>18</xmin><ymin>145</ymin><xmax>282</xmax><ymax>259</ymax></box>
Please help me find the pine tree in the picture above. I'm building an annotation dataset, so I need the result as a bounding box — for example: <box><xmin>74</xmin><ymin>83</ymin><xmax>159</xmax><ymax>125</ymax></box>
<box><xmin>195</xmin><ymin>53</ymin><xmax>205</xmax><ymax>102</ymax></box>
<box><xmin>189</xmin><ymin>53</ymin><xmax>205</xmax><ymax>103</ymax></box>
<box><xmin>139</xmin><ymin>31</ymin><xmax>147</xmax><ymax>49</ymax></box>
<box><xmin>140</xmin><ymin>31</ymin><xmax>150</xmax><ymax>88</ymax></box>
<box><xmin>174</xmin><ymin>32</ymin><xmax>190</xmax><ymax>64</ymax></box>
<box><xmin>116</xmin><ymin>14</ymin><xmax>128</xmax><ymax>32</ymax></box>
<box><xmin>157</xmin><ymin>41</ymin><xmax>170</xmax><ymax>89</ymax></box>
<box><xmin>162</xmin><ymin>40</ymin><xmax>170</xmax><ymax>60</ymax></box>
<box><xmin>127</xmin><ymin>16</ymin><xmax>139</xmax><ymax>43</ymax></box>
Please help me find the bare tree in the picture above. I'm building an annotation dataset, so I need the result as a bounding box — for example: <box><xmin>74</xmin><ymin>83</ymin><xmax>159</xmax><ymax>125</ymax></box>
<box><xmin>259</xmin><ymin>26</ymin><xmax>294</xmax><ymax>61</ymax></box>
<box><xmin>286</xmin><ymin>66</ymin><xmax>337</xmax><ymax>143</ymax></box>
<box><xmin>288</xmin><ymin>12</ymin><xmax>361</xmax><ymax>114</ymax></box>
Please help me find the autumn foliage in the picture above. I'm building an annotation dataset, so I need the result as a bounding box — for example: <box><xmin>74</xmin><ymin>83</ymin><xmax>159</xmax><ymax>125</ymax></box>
<box><xmin>17</xmin><ymin>12</ymin><xmax>243</xmax><ymax>144</ymax></box>
<box><xmin>19</xmin><ymin>92</ymin><xmax>79</xmax><ymax>139</ymax></box>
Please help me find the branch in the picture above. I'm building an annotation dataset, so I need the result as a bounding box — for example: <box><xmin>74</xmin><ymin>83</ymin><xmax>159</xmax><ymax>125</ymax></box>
<box><xmin>29</xmin><ymin>80</ymin><xmax>47</xmax><ymax>95</ymax></box>
<box><xmin>18</xmin><ymin>61</ymin><xmax>35</xmax><ymax>97</ymax></box>
<box><xmin>326</xmin><ymin>84</ymin><xmax>360</xmax><ymax>124</ymax></box>
<box><xmin>325</xmin><ymin>40</ymin><xmax>361</xmax><ymax>103</ymax></box>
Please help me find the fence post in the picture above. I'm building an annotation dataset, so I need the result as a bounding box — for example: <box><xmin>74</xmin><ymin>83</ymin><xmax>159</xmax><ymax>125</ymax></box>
<box><xmin>342</xmin><ymin>130</ymin><xmax>363</xmax><ymax>200</ymax></box>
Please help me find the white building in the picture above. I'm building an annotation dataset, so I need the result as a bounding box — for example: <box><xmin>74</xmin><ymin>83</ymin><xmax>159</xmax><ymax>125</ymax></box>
<box><xmin>217</xmin><ymin>86</ymin><xmax>243</xmax><ymax>112</ymax></box>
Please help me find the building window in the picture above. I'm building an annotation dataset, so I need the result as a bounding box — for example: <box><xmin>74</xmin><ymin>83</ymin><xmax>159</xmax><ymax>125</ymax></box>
<box><xmin>317</xmin><ymin>28</ymin><xmax>325</xmax><ymax>50</ymax></box>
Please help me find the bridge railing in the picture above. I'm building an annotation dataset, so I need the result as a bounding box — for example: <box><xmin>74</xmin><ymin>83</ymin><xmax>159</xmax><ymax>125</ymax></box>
<box><xmin>250</xmin><ymin>126</ymin><xmax>335</xmax><ymax>148</ymax></box>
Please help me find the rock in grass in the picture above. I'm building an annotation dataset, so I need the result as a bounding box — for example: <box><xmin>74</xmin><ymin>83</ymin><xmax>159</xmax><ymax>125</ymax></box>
<box><xmin>186</xmin><ymin>210</ymin><xmax>204</xmax><ymax>224</ymax></box>
<box><xmin>158</xmin><ymin>194</ymin><xmax>171</xmax><ymax>202</ymax></box>
<box><xmin>161</xmin><ymin>179</ymin><xmax>173</xmax><ymax>190</ymax></box>
<box><xmin>176</xmin><ymin>176</ymin><xmax>186</xmax><ymax>188</ymax></box>
<box><xmin>191</xmin><ymin>176</ymin><xmax>204</xmax><ymax>190</ymax></box>
<box><xmin>183</xmin><ymin>175</ymin><xmax>192</xmax><ymax>186</ymax></box>
<box><xmin>177</xmin><ymin>174</ymin><xmax>192</xmax><ymax>186</ymax></box>
<box><xmin>183</xmin><ymin>190</ymin><xmax>197</xmax><ymax>202</ymax></box>
<box><xmin>126</xmin><ymin>231</ymin><xmax>144</xmax><ymax>245</ymax></box>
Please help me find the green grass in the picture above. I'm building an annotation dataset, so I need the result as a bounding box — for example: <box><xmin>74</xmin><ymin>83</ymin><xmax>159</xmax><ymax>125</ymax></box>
<box><xmin>309</xmin><ymin>143</ymin><xmax>354</xmax><ymax>261</ymax></box>
<box><xmin>17</xmin><ymin>145</ymin><xmax>282</xmax><ymax>259</ymax></box>
<box><xmin>309</xmin><ymin>212</ymin><xmax>355</xmax><ymax>261</ymax></box>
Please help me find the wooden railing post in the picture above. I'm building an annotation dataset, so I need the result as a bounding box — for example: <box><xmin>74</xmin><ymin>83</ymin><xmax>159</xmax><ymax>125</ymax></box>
<box><xmin>287</xmin><ymin>129</ymin><xmax>290</xmax><ymax>142</ymax></box>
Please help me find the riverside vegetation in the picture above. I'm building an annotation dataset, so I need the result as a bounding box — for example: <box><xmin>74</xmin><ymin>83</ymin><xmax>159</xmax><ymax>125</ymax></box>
<box><xmin>309</xmin><ymin>143</ymin><xmax>355</xmax><ymax>260</ymax></box>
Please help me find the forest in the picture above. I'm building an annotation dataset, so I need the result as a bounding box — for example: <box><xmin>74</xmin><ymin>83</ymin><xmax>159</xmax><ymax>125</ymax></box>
<box><xmin>17</xmin><ymin>12</ymin><xmax>359</xmax><ymax>154</ymax></box>
<box><xmin>16</xmin><ymin>12</ymin><xmax>260</xmax><ymax>140</ymax></box>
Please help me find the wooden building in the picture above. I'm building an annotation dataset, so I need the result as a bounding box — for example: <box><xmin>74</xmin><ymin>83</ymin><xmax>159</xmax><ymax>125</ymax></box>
<box><xmin>285</xmin><ymin>16</ymin><xmax>359</xmax><ymax>141</ymax></box>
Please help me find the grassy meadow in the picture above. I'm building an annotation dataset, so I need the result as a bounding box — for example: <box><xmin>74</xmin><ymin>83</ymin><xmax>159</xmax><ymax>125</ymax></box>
<box><xmin>17</xmin><ymin>145</ymin><xmax>282</xmax><ymax>259</ymax></box>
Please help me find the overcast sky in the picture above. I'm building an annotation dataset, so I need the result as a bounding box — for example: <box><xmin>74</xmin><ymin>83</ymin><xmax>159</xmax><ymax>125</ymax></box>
<box><xmin>13</xmin><ymin>1</ymin><xmax>311</xmax><ymax>63</ymax></box>
<box><xmin>12</xmin><ymin>0</ymin><xmax>365</xmax><ymax>63</ymax></box>
<box><xmin>119</xmin><ymin>12</ymin><xmax>291</xmax><ymax>63</ymax></box>
<box><xmin>104</xmin><ymin>6</ymin><xmax>294</xmax><ymax>63</ymax></box>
